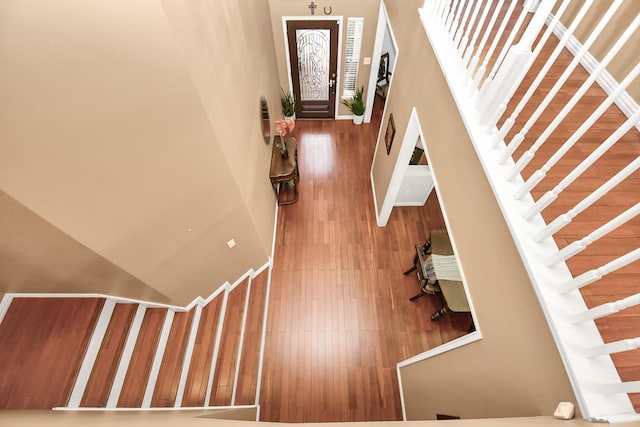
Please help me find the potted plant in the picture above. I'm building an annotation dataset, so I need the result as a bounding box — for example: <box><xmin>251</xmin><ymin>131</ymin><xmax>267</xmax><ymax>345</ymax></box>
<box><xmin>341</xmin><ymin>86</ymin><xmax>365</xmax><ymax>125</ymax></box>
<box><xmin>280</xmin><ymin>88</ymin><xmax>296</xmax><ymax>119</ymax></box>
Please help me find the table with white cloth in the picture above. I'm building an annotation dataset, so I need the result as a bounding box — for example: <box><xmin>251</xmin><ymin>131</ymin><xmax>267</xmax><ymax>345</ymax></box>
<box><xmin>405</xmin><ymin>229</ymin><xmax>470</xmax><ymax>320</ymax></box>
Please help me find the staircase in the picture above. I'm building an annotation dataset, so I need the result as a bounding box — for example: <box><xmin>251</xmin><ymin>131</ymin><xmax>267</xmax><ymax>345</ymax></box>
<box><xmin>0</xmin><ymin>264</ymin><xmax>270</xmax><ymax>414</ymax></box>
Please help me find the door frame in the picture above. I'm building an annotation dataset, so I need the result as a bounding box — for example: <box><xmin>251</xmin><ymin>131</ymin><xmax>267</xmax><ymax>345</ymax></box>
<box><xmin>376</xmin><ymin>108</ymin><xmax>427</xmax><ymax>227</ymax></box>
<box><xmin>364</xmin><ymin>1</ymin><xmax>398</xmax><ymax>124</ymax></box>
<box><xmin>282</xmin><ymin>16</ymin><xmax>343</xmax><ymax>119</ymax></box>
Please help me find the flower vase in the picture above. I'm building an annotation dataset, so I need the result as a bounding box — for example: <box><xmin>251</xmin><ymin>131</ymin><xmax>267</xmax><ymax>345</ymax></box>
<box><xmin>277</xmin><ymin>135</ymin><xmax>288</xmax><ymax>157</ymax></box>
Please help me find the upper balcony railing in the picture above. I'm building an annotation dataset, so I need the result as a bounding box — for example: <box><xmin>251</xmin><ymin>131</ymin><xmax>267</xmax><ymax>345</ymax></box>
<box><xmin>419</xmin><ymin>0</ymin><xmax>639</xmax><ymax>423</ymax></box>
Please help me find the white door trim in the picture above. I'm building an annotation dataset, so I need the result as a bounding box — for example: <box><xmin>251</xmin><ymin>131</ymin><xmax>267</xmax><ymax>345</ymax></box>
<box><xmin>364</xmin><ymin>1</ymin><xmax>398</xmax><ymax>124</ymax></box>
<box><xmin>282</xmin><ymin>16</ymin><xmax>344</xmax><ymax>119</ymax></box>
<box><xmin>377</xmin><ymin>108</ymin><xmax>424</xmax><ymax>226</ymax></box>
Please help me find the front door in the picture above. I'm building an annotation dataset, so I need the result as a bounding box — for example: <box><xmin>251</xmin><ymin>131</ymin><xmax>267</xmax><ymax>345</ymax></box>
<box><xmin>286</xmin><ymin>20</ymin><xmax>339</xmax><ymax>119</ymax></box>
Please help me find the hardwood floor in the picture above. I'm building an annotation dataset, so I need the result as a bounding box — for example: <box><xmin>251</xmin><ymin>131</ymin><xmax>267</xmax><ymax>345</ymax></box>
<box><xmin>0</xmin><ymin>298</ymin><xmax>103</xmax><ymax>409</ymax></box>
<box><xmin>0</xmin><ymin>9</ymin><xmax>635</xmax><ymax>417</ymax></box>
<box><xmin>259</xmin><ymin>111</ymin><xmax>473</xmax><ymax>422</ymax></box>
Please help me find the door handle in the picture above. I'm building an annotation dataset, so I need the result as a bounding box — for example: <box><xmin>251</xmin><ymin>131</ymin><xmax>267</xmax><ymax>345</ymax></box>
<box><xmin>329</xmin><ymin>79</ymin><xmax>336</xmax><ymax>88</ymax></box>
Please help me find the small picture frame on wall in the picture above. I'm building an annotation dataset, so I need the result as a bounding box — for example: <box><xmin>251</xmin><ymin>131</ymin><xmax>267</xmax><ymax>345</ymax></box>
<box><xmin>385</xmin><ymin>113</ymin><xmax>396</xmax><ymax>154</ymax></box>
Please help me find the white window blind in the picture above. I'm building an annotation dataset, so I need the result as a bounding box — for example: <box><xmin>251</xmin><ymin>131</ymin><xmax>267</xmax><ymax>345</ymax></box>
<box><xmin>343</xmin><ymin>17</ymin><xmax>364</xmax><ymax>99</ymax></box>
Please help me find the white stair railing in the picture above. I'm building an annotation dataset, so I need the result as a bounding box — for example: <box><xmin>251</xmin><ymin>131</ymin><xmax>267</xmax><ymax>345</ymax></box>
<box><xmin>492</xmin><ymin>0</ymin><xmax>594</xmax><ymax>149</ymax></box>
<box><xmin>500</xmin><ymin>0</ymin><xmax>625</xmax><ymax>164</ymax></box>
<box><xmin>419</xmin><ymin>0</ymin><xmax>640</xmax><ymax>423</ymax></box>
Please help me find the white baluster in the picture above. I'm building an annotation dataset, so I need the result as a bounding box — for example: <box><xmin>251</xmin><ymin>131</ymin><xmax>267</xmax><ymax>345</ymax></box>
<box><xmin>478</xmin><ymin>0</ymin><xmax>559</xmax><ymax>128</ymax></box>
<box><xmin>449</xmin><ymin>0</ymin><xmax>468</xmax><ymax>38</ymax></box>
<box><xmin>499</xmin><ymin>0</ymin><xmax>625</xmax><ymax>162</ymax></box>
<box><xmin>492</xmin><ymin>0</ymin><xmax>592</xmax><ymax>148</ymax></box>
<box><xmin>545</xmin><ymin>202</ymin><xmax>640</xmax><ymax>267</ymax></box>
<box><xmin>438</xmin><ymin>0</ymin><xmax>451</xmax><ymax>24</ymax></box>
<box><xmin>462</xmin><ymin>0</ymin><xmax>494</xmax><ymax>69</ymax></box>
<box><xmin>472</xmin><ymin>0</ymin><xmax>518</xmax><ymax>95</ymax></box>
<box><xmin>524</xmin><ymin>110</ymin><xmax>640</xmax><ymax>219</ymax></box>
<box><xmin>467</xmin><ymin>0</ymin><xmax>504</xmax><ymax>91</ymax></box>
<box><xmin>598</xmin><ymin>381</ymin><xmax>640</xmax><ymax>395</ymax></box>
<box><xmin>506</xmin><ymin>12</ymin><xmax>640</xmax><ymax>181</ymax></box>
<box><xmin>453</xmin><ymin>0</ymin><xmax>475</xmax><ymax>48</ymax></box>
<box><xmin>587</xmin><ymin>338</ymin><xmax>640</xmax><ymax>358</ymax></box>
<box><xmin>535</xmin><ymin>157</ymin><xmax>640</xmax><ymax>242</ymax></box>
<box><xmin>559</xmin><ymin>248</ymin><xmax>640</xmax><ymax>294</ymax></box>
<box><xmin>432</xmin><ymin>0</ymin><xmax>443</xmax><ymax>18</ymax></box>
<box><xmin>445</xmin><ymin>0</ymin><xmax>461</xmax><ymax>33</ymax></box>
<box><xmin>458</xmin><ymin>0</ymin><xmax>483</xmax><ymax>57</ymax></box>
<box><xmin>572</xmin><ymin>294</ymin><xmax>640</xmax><ymax>324</ymax></box>
<box><xmin>513</xmin><ymin>64</ymin><xmax>640</xmax><ymax>198</ymax></box>
<box><xmin>477</xmin><ymin>1</ymin><xmax>530</xmax><ymax>99</ymax></box>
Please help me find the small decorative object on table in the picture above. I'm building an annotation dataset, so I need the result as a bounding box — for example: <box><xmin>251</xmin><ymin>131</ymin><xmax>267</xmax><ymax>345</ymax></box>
<box><xmin>274</xmin><ymin>118</ymin><xmax>295</xmax><ymax>157</ymax></box>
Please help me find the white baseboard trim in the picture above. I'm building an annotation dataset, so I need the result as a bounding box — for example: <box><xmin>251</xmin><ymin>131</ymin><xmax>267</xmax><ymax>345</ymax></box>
<box><xmin>253</xmin><ymin>260</ymin><xmax>271</xmax><ymax>277</ymax></box>
<box><xmin>547</xmin><ymin>13</ymin><xmax>640</xmax><ymax>130</ymax></box>
<box><xmin>230</xmin><ymin>269</ymin><xmax>253</xmax><ymax>291</ymax></box>
<box><xmin>396</xmin><ymin>364</ymin><xmax>407</xmax><ymax>421</ymax></box>
<box><xmin>53</xmin><ymin>404</ymin><xmax>258</xmax><ymax>412</ymax></box>
<box><xmin>0</xmin><ymin>294</ymin><xmax>14</xmax><ymax>325</ymax></box>
<box><xmin>397</xmin><ymin>331</ymin><xmax>482</xmax><ymax>368</ymax></box>
<box><xmin>335</xmin><ymin>115</ymin><xmax>353</xmax><ymax>120</ymax></box>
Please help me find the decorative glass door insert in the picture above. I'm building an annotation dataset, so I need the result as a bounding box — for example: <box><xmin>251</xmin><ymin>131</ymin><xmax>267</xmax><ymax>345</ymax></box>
<box><xmin>295</xmin><ymin>29</ymin><xmax>330</xmax><ymax>101</ymax></box>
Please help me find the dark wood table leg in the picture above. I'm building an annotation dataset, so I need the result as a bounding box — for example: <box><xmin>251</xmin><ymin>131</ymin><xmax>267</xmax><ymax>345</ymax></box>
<box><xmin>430</xmin><ymin>305</ymin><xmax>450</xmax><ymax>321</ymax></box>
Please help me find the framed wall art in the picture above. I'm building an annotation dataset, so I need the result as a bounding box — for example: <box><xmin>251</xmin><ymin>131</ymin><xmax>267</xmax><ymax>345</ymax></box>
<box><xmin>385</xmin><ymin>113</ymin><xmax>396</xmax><ymax>154</ymax></box>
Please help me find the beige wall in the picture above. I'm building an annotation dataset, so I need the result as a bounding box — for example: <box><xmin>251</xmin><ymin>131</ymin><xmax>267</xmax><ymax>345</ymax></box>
<box><xmin>0</xmin><ymin>0</ymin><xmax>280</xmax><ymax>304</ymax></box>
<box><xmin>160</xmin><ymin>0</ymin><xmax>281</xmax><ymax>259</ymax></box>
<box><xmin>554</xmin><ymin>0</ymin><xmax>639</xmax><ymax>101</ymax></box>
<box><xmin>0</xmin><ymin>190</ymin><xmax>167</xmax><ymax>302</ymax></box>
<box><xmin>267</xmin><ymin>0</ymin><xmax>379</xmax><ymax>117</ymax></box>
<box><xmin>373</xmin><ymin>0</ymin><xmax>577</xmax><ymax>420</ymax></box>
<box><xmin>0</xmin><ymin>411</ymin><xmax>597</xmax><ymax>427</ymax></box>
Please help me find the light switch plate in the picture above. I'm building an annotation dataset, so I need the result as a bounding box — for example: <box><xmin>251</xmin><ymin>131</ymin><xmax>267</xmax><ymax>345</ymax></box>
<box><xmin>363</xmin><ymin>57</ymin><xmax>371</xmax><ymax>65</ymax></box>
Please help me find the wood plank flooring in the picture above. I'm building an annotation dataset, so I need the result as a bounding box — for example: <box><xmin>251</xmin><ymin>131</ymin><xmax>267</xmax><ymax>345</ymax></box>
<box><xmin>117</xmin><ymin>308</ymin><xmax>166</xmax><ymax>407</ymax></box>
<box><xmin>209</xmin><ymin>279</ymin><xmax>249</xmax><ymax>406</ymax></box>
<box><xmin>235</xmin><ymin>270</ymin><xmax>268</xmax><ymax>405</ymax></box>
<box><xmin>259</xmin><ymin>111</ymin><xmax>473</xmax><ymax>422</ymax></box>
<box><xmin>0</xmin><ymin>297</ymin><xmax>103</xmax><ymax>409</ymax></box>
<box><xmin>182</xmin><ymin>297</ymin><xmax>223</xmax><ymax>406</ymax></box>
<box><xmin>81</xmin><ymin>303</ymin><xmax>136</xmax><ymax>407</ymax></box>
<box><xmin>151</xmin><ymin>309</ymin><xmax>195</xmax><ymax>407</ymax></box>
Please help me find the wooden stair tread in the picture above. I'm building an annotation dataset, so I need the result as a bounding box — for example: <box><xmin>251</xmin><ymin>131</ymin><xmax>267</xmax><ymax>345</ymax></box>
<box><xmin>0</xmin><ymin>297</ymin><xmax>103</xmax><ymax>409</ymax></box>
<box><xmin>150</xmin><ymin>309</ymin><xmax>195</xmax><ymax>407</ymax></box>
<box><xmin>210</xmin><ymin>280</ymin><xmax>249</xmax><ymax>406</ymax></box>
<box><xmin>81</xmin><ymin>303</ymin><xmax>137</xmax><ymax>407</ymax></box>
<box><xmin>117</xmin><ymin>307</ymin><xmax>166</xmax><ymax>407</ymax></box>
<box><xmin>235</xmin><ymin>271</ymin><xmax>268</xmax><ymax>405</ymax></box>
<box><xmin>181</xmin><ymin>295</ymin><xmax>224</xmax><ymax>407</ymax></box>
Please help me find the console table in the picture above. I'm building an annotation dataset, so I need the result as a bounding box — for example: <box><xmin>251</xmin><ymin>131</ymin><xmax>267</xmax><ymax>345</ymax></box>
<box><xmin>269</xmin><ymin>137</ymin><xmax>299</xmax><ymax>205</ymax></box>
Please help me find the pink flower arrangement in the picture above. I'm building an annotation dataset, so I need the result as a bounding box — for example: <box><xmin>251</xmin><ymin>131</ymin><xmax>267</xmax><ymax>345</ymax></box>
<box><xmin>274</xmin><ymin>118</ymin><xmax>295</xmax><ymax>137</ymax></box>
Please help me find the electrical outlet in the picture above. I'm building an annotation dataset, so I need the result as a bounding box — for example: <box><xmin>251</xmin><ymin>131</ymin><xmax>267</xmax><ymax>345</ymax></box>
<box><xmin>226</xmin><ymin>239</ymin><xmax>236</xmax><ymax>249</ymax></box>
